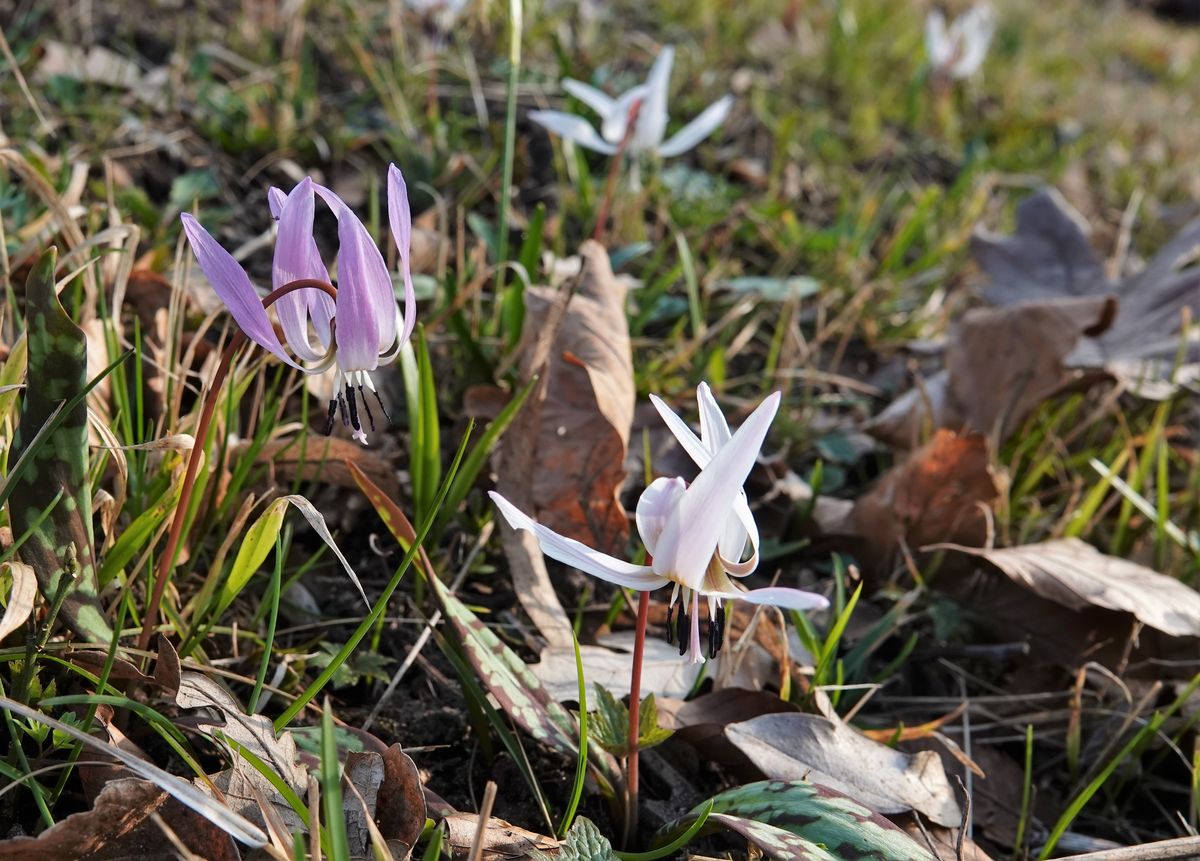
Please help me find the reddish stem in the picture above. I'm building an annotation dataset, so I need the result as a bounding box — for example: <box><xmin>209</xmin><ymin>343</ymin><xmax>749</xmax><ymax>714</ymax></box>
<box><xmin>592</xmin><ymin>100</ymin><xmax>643</xmax><ymax>244</ymax></box>
<box><xmin>136</xmin><ymin>278</ymin><xmax>338</xmax><ymax>653</ymax></box>
<box><xmin>623</xmin><ymin>588</ymin><xmax>650</xmax><ymax>847</ymax></box>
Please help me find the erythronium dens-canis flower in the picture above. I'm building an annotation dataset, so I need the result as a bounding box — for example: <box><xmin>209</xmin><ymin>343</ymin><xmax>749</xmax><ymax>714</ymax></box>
<box><xmin>180</xmin><ymin>164</ymin><xmax>417</xmax><ymax>445</ymax></box>
<box><xmin>489</xmin><ymin>388</ymin><xmax>828</xmax><ymax>664</ymax></box>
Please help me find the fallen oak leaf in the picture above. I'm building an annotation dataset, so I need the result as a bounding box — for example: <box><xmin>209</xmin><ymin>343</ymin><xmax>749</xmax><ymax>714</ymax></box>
<box><xmin>443</xmin><ymin>813</ymin><xmax>558</xmax><ymax>860</ymax></box>
<box><xmin>926</xmin><ymin>538</ymin><xmax>1200</xmax><ymax>638</ymax></box>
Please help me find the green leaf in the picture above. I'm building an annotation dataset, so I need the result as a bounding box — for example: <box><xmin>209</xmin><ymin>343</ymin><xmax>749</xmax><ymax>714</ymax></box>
<box><xmin>7</xmin><ymin>249</ymin><xmax>111</xmax><ymax>642</ymax></box>
<box><xmin>533</xmin><ymin>817</ymin><xmax>618</xmax><ymax>861</ymax></box>
<box><xmin>432</xmin><ymin>576</ymin><xmax>621</xmax><ymax>793</ymax></box>
<box><xmin>663</xmin><ymin>781</ymin><xmax>935</xmax><ymax>861</ymax></box>
<box><xmin>588</xmin><ymin>686</ymin><xmax>672</xmax><ymax>757</ymax></box>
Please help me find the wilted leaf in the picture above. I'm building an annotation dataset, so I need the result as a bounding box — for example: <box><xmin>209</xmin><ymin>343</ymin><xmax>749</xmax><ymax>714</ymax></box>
<box><xmin>35</xmin><ymin>41</ymin><xmax>167</xmax><ymax>109</ymax></box>
<box><xmin>0</xmin><ymin>695</ymin><xmax>266</xmax><ymax>847</ymax></box>
<box><xmin>869</xmin><ymin>297</ymin><xmax>1114</xmax><ymax>448</ymax></box>
<box><xmin>932</xmin><ymin>538</ymin><xmax>1200</xmax><ymax>637</ymax></box>
<box><xmin>174</xmin><ymin>672</ymin><xmax>308</xmax><ymax>833</ymax></box>
<box><xmin>444</xmin><ymin>813</ymin><xmax>558</xmax><ymax>860</ymax></box>
<box><xmin>431</xmin><ymin>576</ymin><xmax>621</xmax><ymax>792</ymax></box>
<box><xmin>250</xmin><ymin>436</ymin><xmax>401</xmax><ymax>500</ymax></box>
<box><xmin>532</xmin><ymin>816</ymin><xmax>618</xmax><ymax>861</ymax></box>
<box><xmin>664</xmin><ymin>781</ymin><xmax>936</xmax><ymax>861</ymax></box>
<box><xmin>376</xmin><ymin>744</ymin><xmax>427</xmax><ymax>848</ymax></box>
<box><xmin>725</xmin><ymin>713</ymin><xmax>961</xmax><ymax>826</ymax></box>
<box><xmin>499</xmin><ymin>239</ymin><xmax>635</xmax><ymax>555</ymax></box>
<box><xmin>9</xmin><ymin>249</ymin><xmax>113</xmax><ymax>643</ymax></box>
<box><xmin>898</xmin><ymin>820</ymin><xmax>995</xmax><ymax>861</ymax></box>
<box><xmin>0</xmin><ymin>561</ymin><xmax>37</xmax><ymax>641</ymax></box>
<box><xmin>972</xmin><ymin>187</ymin><xmax>1200</xmax><ymax>393</ymax></box>
<box><xmin>850</xmin><ymin>430</ymin><xmax>999</xmax><ymax>575</ymax></box>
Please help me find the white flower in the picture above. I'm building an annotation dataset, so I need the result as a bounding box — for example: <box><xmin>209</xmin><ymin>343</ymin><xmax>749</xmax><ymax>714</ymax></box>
<box><xmin>407</xmin><ymin>0</ymin><xmax>469</xmax><ymax>31</ymax></box>
<box><xmin>489</xmin><ymin>387</ymin><xmax>827</xmax><ymax>664</ymax></box>
<box><xmin>925</xmin><ymin>4</ymin><xmax>995</xmax><ymax>80</ymax></box>
<box><xmin>530</xmin><ymin>46</ymin><xmax>734</xmax><ymax>159</ymax></box>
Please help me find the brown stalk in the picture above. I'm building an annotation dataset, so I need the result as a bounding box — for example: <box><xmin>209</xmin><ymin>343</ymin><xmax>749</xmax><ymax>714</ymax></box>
<box><xmin>137</xmin><ymin>278</ymin><xmax>339</xmax><ymax>653</ymax></box>
<box><xmin>592</xmin><ymin>100</ymin><xmax>643</xmax><ymax>244</ymax></box>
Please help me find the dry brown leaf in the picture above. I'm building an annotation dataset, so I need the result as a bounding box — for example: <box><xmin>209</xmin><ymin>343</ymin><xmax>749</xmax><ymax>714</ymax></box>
<box><xmin>174</xmin><ymin>672</ymin><xmax>309</xmax><ymax>833</ymax></box>
<box><xmin>531</xmin><ymin>637</ymin><xmax>701</xmax><ymax>701</ymax></box>
<box><xmin>725</xmin><ymin>713</ymin><xmax>962</xmax><ymax>827</ymax></box>
<box><xmin>376</xmin><ymin>744</ymin><xmax>427</xmax><ymax>849</ymax></box>
<box><xmin>502</xmin><ymin>239</ymin><xmax>635</xmax><ymax>554</ymax></box>
<box><xmin>491</xmin><ymin>241</ymin><xmax>634</xmax><ymax>646</ymax></box>
<box><xmin>0</xmin><ymin>561</ymin><xmax>37</xmax><ymax>642</ymax></box>
<box><xmin>932</xmin><ymin>538</ymin><xmax>1200</xmax><ymax>637</ymax></box>
<box><xmin>897</xmin><ymin>818</ymin><xmax>995</xmax><ymax>861</ymax></box>
<box><xmin>443</xmin><ymin>813</ymin><xmax>557</xmax><ymax>859</ymax></box>
<box><xmin>850</xmin><ymin>430</ymin><xmax>1000</xmax><ymax>575</ymax></box>
<box><xmin>869</xmin><ymin>296</ymin><xmax>1114</xmax><ymax>448</ymax></box>
<box><xmin>0</xmin><ymin>778</ymin><xmax>240</xmax><ymax>860</ymax></box>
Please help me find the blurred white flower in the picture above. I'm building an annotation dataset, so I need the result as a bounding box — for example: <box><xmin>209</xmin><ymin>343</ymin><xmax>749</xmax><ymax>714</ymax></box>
<box><xmin>530</xmin><ymin>46</ymin><xmax>733</xmax><ymax>158</ymax></box>
<box><xmin>925</xmin><ymin>4</ymin><xmax>995</xmax><ymax>80</ymax></box>
<box><xmin>407</xmin><ymin>0</ymin><xmax>468</xmax><ymax>32</ymax></box>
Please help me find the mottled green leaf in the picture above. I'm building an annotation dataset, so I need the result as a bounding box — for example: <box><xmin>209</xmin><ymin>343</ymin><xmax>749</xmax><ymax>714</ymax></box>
<box><xmin>705</xmin><ymin>814</ymin><xmax>841</xmax><ymax>861</ymax></box>
<box><xmin>532</xmin><ymin>817</ymin><xmax>618</xmax><ymax>861</ymax></box>
<box><xmin>430</xmin><ymin>576</ymin><xmax>620</xmax><ymax>793</ymax></box>
<box><xmin>665</xmin><ymin>781</ymin><xmax>935</xmax><ymax>861</ymax></box>
<box><xmin>8</xmin><ymin>249</ymin><xmax>112</xmax><ymax>643</ymax></box>
<box><xmin>589</xmin><ymin>685</ymin><xmax>672</xmax><ymax>757</ymax></box>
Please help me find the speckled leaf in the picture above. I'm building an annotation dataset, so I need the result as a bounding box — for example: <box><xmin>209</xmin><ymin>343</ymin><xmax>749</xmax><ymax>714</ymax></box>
<box><xmin>430</xmin><ymin>576</ymin><xmax>620</xmax><ymax>792</ymax></box>
<box><xmin>665</xmin><ymin>781</ymin><xmax>935</xmax><ymax>861</ymax></box>
<box><xmin>531</xmin><ymin>816</ymin><xmax>618</xmax><ymax>861</ymax></box>
<box><xmin>705</xmin><ymin>814</ymin><xmax>841</xmax><ymax>861</ymax></box>
<box><xmin>9</xmin><ymin>249</ymin><xmax>112</xmax><ymax>643</ymax></box>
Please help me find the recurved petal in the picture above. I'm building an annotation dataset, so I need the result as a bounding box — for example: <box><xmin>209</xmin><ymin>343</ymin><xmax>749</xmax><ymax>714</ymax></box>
<box><xmin>489</xmin><ymin>492</ymin><xmax>666</xmax><ymax>591</ymax></box>
<box><xmin>656</xmin><ymin>94</ymin><xmax>733</xmax><ymax>158</ymax></box>
<box><xmin>387</xmin><ymin>164</ymin><xmax>418</xmax><ymax>347</ymax></box>
<box><xmin>635</xmin><ymin>477</ymin><xmax>687</xmax><ymax>556</ymax></box>
<box><xmin>273</xmin><ymin>178</ymin><xmax>334</xmax><ymax>362</ymax></box>
<box><xmin>695</xmin><ymin>382</ymin><xmax>732</xmax><ymax>449</ymax></box>
<box><xmin>267</xmin><ymin>187</ymin><xmax>287</xmax><ymax>220</ymax></box>
<box><xmin>650</xmin><ymin>393</ymin><xmax>713</xmax><ymax>465</ymax></box>
<box><xmin>562</xmin><ymin>78</ymin><xmax>616</xmax><ymax>119</ymax></box>
<box><xmin>634</xmin><ymin>45</ymin><xmax>674</xmax><ymax>151</ymax></box>
<box><xmin>712</xmin><ymin>585</ymin><xmax>829</xmax><ymax>611</ymax></box>
<box><xmin>529</xmin><ymin>110</ymin><xmax>619</xmax><ymax>154</ymax></box>
<box><xmin>652</xmin><ymin>392</ymin><xmax>781</xmax><ymax>589</ymax></box>
<box><xmin>180</xmin><ymin>213</ymin><xmax>301</xmax><ymax>369</ymax></box>
<box><xmin>718</xmin><ymin>494</ymin><xmax>759</xmax><ymax>576</ymax></box>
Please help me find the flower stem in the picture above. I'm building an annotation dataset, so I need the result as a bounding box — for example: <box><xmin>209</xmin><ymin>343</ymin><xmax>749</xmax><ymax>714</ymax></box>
<box><xmin>592</xmin><ymin>101</ymin><xmax>642</xmax><ymax>245</ymax></box>
<box><xmin>136</xmin><ymin>279</ymin><xmax>338</xmax><ymax>653</ymax></box>
<box><xmin>623</xmin><ymin>588</ymin><xmax>650</xmax><ymax>848</ymax></box>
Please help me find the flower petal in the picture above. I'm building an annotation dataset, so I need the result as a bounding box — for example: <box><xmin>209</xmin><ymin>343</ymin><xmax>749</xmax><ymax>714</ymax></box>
<box><xmin>950</xmin><ymin>4</ymin><xmax>995</xmax><ymax>78</ymax></box>
<box><xmin>635</xmin><ymin>477</ymin><xmax>686</xmax><ymax>556</ymax></box>
<box><xmin>695</xmin><ymin>382</ymin><xmax>731</xmax><ymax>450</ymax></box>
<box><xmin>313</xmin><ymin>184</ymin><xmax>396</xmax><ymax>371</ymax></box>
<box><xmin>387</xmin><ymin>164</ymin><xmax>418</xmax><ymax>347</ymax></box>
<box><xmin>925</xmin><ymin>10</ymin><xmax>952</xmax><ymax>68</ymax></box>
<box><xmin>489</xmin><ymin>492</ymin><xmax>666</xmax><ymax>591</ymax></box>
<box><xmin>601</xmin><ymin>84</ymin><xmax>650</xmax><ymax>145</ymax></box>
<box><xmin>633</xmin><ymin>45</ymin><xmax>673</xmax><ymax>151</ymax></box>
<box><xmin>712</xmin><ymin>585</ymin><xmax>829</xmax><ymax>612</ymax></box>
<box><xmin>273</xmin><ymin>178</ymin><xmax>335</xmax><ymax>362</ymax></box>
<box><xmin>657</xmin><ymin>94</ymin><xmax>733</xmax><ymax>158</ymax></box>
<box><xmin>650</xmin><ymin>392</ymin><xmax>712</xmax><ymax>464</ymax></box>
<box><xmin>267</xmin><ymin>187</ymin><xmax>287</xmax><ymax>219</ymax></box>
<box><xmin>561</xmin><ymin>78</ymin><xmax>616</xmax><ymax>119</ymax></box>
<box><xmin>180</xmin><ymin>213</ymin><xmax>300</xmax><ymax>369</ymax></box>
<box><xmin>529</xmin><ymin>110</ymin><xmax>618</xmax><ymax>154</ymax></box>
<box><xmin>652</xmin><ymin>392</ymin><xmax>781</xmax><ymax>589</ymax></box>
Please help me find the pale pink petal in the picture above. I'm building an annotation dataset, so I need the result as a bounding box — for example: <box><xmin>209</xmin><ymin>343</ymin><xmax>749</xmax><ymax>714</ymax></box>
<box><xmin>529</xmin><ymin>110</ymin><xmax>619</xmax><ymax>155</ymax></box>
<box><xmin>712</xmin><ymin>585</ymin><xmax>829</xmax><ymax>612</ymax></box>
<box><xmin>561</xmin><ymin>78</ymin><xmax>616</xmax><ymax>118</ymax></box>
<box><xmin>387</xmin><ymin>164</ymin><xmax>418</xmax><ymax>347</ymax></box>
<box><xmin>634</xmin><ymin>477</ymin><xmax>686</xmax><ymax>556</ymax></box>
<box><xmin>634</xmin><ymin>45</ymin><xmax>673</xmax><ymax>151</ymax></box>
<box><xmin>272</xmin><ymin>178</ymin><xmax>334</xmax><ymax>362</ymax></box>
<box><xmin>656</xmin><ymin>94</ymin><xmax>733</xmax><ymax>158</ymax></box>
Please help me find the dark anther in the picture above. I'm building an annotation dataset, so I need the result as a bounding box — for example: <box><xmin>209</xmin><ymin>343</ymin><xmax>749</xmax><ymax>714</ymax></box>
<box><xmin>347</xmin><ymin>385</ymin><xmax>362</xmax><ymax>432</ymax></box>
<box><xmin>677</xmin><ymin>606</ymin><xmax>689</xmax><ymax>656</ymax></box>
<box><xmin>715</xmin><ymin>603</ymin><xmax>729</xmax><ymax>654</ymax></box>
<box><xmin>336</xmin><ymin>391</ymin><xmax>350</xmax><ymax>427</ymax></box>
<box><xmin>708</xmin><ymin>616</ymin><xmax>718</xmax><ymax>660</ymax></box>
<box><xmin>665</xmin><ymin>602</ymin><xmax>675</xmax><ymax>645</ymax></box>
<box><xmin>324</xmin><ymin>399</ymin><xmax>339</xmax><ymax>435</ymax></box>
<box><xmin>358</xmin><ymin>385</ymin><xmax>376</xmax><ymax>432</ymax></box>
<box><xmin>371</xmin><ymin>388</ymin><xmax>392</xmax><ymax>424</ymax></box>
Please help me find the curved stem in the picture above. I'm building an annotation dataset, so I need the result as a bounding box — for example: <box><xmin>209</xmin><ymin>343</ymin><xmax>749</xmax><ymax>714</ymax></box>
<box><xmin>136</xmin><ymin>279</ymin><xmax>338</xmax><ymax>653</ymax></box>
<box><xmin>623</xmin><ymin>588</ymin><xmax>650</xmax><ymax>848</ymax></box>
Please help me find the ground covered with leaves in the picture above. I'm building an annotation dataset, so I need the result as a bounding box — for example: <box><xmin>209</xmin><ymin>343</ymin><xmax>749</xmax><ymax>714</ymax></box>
<box><xmin>0</xmin><ymin>0</ymin><xmax>1199</xmax><ymax>859</ymax></box>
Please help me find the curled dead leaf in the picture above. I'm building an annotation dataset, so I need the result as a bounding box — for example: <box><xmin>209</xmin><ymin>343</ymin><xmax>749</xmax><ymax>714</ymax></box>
<box><xmin>0</xmin><ymin>561</ymin><xmax>37</xmax><ymax>642</ymax></box>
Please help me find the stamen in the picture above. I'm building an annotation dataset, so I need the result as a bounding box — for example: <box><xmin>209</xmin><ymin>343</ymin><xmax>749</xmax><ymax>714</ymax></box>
<box><xmin>337</xmin><ymin>391</ymin><xmax>350</xmax><ymax>427</ymax></box>
<box><xmin>358</xmin><ymin>385</ymin><xmax>376</xmax><ymax>432</ymax></box>
<box><xmin>665</xmin><ymin>602</ymin><xmax>675</xmax><ymax>645</ymax></box>
<box><xmin>714</xmin><ymin>603</ymin><xmax>729</xmax><ymax>655</ymax></box>
<box><xmin>324</xmin><ymin>399</ymin><xmax>338</xmax><ymax>436</ymax></box>
<box><xmin>347</xmin><ymin>384</ymin><xmax>362</xmax><ymax>432</ymax></box>
<box><xmin>677</xmin><ymin>603</ymin><xmax>689</xmax><ymax>656</ymax></box>
<box><xmin>371</xmin><ymin>388</ymin><xmax>392</xmax><ymax>423</ymax></box>
<box><xmin>708</xmin><ymin>617</ymin><xmax>718</xmax><ymax>660</ymax></box>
